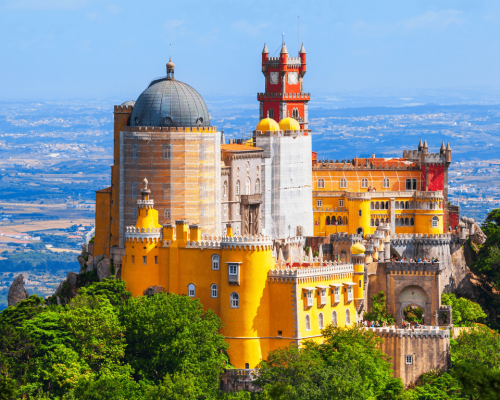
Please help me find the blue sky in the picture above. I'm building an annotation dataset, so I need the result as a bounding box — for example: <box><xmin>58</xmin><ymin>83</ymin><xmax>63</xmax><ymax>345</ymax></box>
<box><xmin>1</xmin><ymin>0</ymin><xmax>499</xmax><ymax>100</ymax></box>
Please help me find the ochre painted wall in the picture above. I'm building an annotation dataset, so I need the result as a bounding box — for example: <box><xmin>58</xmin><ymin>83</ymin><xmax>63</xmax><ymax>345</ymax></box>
<box><xmin>94</xmin><ymin>189</ymin><xmax>111</xmax><ymax>258</ymax></box>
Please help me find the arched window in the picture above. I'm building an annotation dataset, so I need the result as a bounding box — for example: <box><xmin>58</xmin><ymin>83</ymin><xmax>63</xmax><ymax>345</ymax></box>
<box><xmin>375</xmin><ymin>201</ymin><xmax>380</xmax><ymax>210</ymax></box>
<box><xmin>132</xmin><ymin>144</ymin><xmax>138</xmax><ymax>159</ymax></box>
<box><xmin>245</xmin><ymin>177</ymin><xmax>251</xmax><ymax>195</ymax></box>
<box><xmin>292</xmin><ymin>108</ymin><xmax>299</xmax><ymax>119</ymax></box>
<box><xmin>345</xmin><ymin>309</ymin><xmax>351</xmax><ymax>326</ymax></box>
<box><xmin>375</xmin><ymin>218</ymin><xmax>380</xmax><ymax>227</ymax></box>
<box><xmin>269</xmin><ymin>108</ymin><xmax>274</xmax><ymax>119</ymax></box>
<box><xmin>400</xmin><ymin>201</ymin><xmax>405</xmax><ymax>209</ymax></box>
<box><xmin>211</xmin><ymin>254</ymin><xmax>220</xmax><ymax>270</ymax></box>
<box><xmin>325</xmin><ymin>216</ymin><xmax>330</xmax><ymax>225</ymax></box>
<box><xmin>305</xmin><ymin>314</ymin><xmax>311</xmax><ymax>331</ymax></box>
<box><xmin>370</xmin><ymin>218</ymin><xmax>374</xmax><ymax>227</ymax></box>
<box><xmin>131</xmin><ymin>183</ymin><xmax>137</xmax><ymax>198</ymax></box>
<box><xmin>332</xmin><ymin>311</ymin><xmax>337</xmax><ymax>326</ymax></box>
<box><xmin>236</xmin><ymin>180</ymin><xmax>240</xmax><ymax>195</ymax></box>
<box><xmin>431</xmin><ymin>216</ymin><xmax>439</xmax><ymax>228</ymax></box>
<box><xmin>223</xmin><ymin>181</ymin><xmax>227</xmax><ymax>197</ymax></box>
<box><xmin>361</xmin><ymin>178</ymin><xmax>368</xmax><ymax>188</ymax></box>
<box><xmin>383</xmin><ymin>178</ymin><xmax>390</xmax><ymax>188</ymax></box>
<box><xmin>340</xmin><ymin>178</ymin><xmax>347</xmax><ymax>188</ymax></box>
<box><xmin>332</xmin><ymin>216</ymin><xmax>336</xmax><ymax>224</ymax></box>
<box><xmin>230</xmin><ymin>292</ymin><xmax>239</xmax><ymax>308</ymax></box>
<box><xmin>395</xmin><ymin>202</ymin><xmax>400</xmax><ymax>210</ymax></box>
<box><xmin>386</xmin><ymin>201</ymin><xmax>389</xmax><ymax>209</ymax></box>
<box><xmin>405</xmin><ymin>201</ymin><xmax>410</xmax><ymax>210</ymax></box>
<box><xmin>317</xmin><ymin>178</ymin><xmax>325</xmax><ymax>189</ymax></box>
<box><xmin>255</xmin><ymin>179</ymin><xmax>260</xmax><ymax>194</ymax></box>
<box><xmin>410</xmin><ymin>218</ymin><xmax>415</xmax><ymax>226</ymax></box>
<box><xmin>211</xmin><ymin>284</ymin><xmax>218</xmax><ymax>298</ymax></box>
<box><xmin>132</xmin><ymin>207</ymin><xmax>137</xmax><ymax>220</ymax></box>
<box><xmin>188</xmin><ymin>283</ymin><xmax>195</xmax><ymax>297</ymax></box>
<box><xmin>371</xmin><ymin>202</ymin><xmax>374</xmax><ymax>210</ymax></box>
<box><xmin>163</xmin><ymin>208</ymin><xmax>170</xmax><ymax>220</ymax></box>
<box><xmin>405</xmin><ymin>217</ymin><xmax>409</xmax><ymax>226</ymax></box>
<box><xmin>319</xmin><ymin>313</ymin><xmax>324</xmax><ymax>329</ymax></box>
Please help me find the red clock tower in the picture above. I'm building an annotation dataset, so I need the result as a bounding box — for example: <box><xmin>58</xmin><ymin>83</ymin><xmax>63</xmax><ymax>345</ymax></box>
<box><xmin>258</xmin><ymin>42</ymin><xmax>309</xmax><ymax>129</ymax></box>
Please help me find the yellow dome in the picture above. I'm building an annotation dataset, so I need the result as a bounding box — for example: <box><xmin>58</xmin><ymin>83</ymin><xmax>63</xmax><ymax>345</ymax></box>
<box><xmin>350</xmin><ymin>242</ymin><xmax>366</xmax><ymax>255</ymax></box>
<box><xmin>279</xmin><ymin>117</ymin><xmax>300</xmax><ymax>131</ymax></box>
<box><xmin>256</xmin><ymin>118</ymin><xmax>279</xmax><ymax>132</ymax></box>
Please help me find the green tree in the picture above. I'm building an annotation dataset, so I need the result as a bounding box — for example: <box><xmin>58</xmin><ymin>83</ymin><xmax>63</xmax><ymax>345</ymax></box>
<box><xmin>452</xmin><ymin>363</ymin><xmax>500</xmax><ymax>400</ymax></box>
<box><xmin>77</xmin><ymin>278</ymin><xmax>132</xmax><ymax>306</ymax></box>
<box><xmin>451</xmin><ymin>325</ymin><xmax>500</xmax><ymax>369</ymax></box>
<box><xmin>364</xmin><ymin>292</ymin><xmax>396</xmax><ymax>325</ymax></box>
<box><xmin>144</xmin><ymin>372</ymin><xmax>204</xmax><ymax>400</ymax></box>
<box><xmin>403</xmin><ymin>370</ymin><xmax>462</xmax><ymax>400</ymax></box>
<box><xmin>60</xmin><ymin>295</ymin><xmax>126</xmax><ymax>372</ymax></box>
<box><xmin>0</xmin><ymin>374</ymin><xmax>17</xmax><ymax>400</ymax></box>
<box><xmin>441</xmin><ymin>293</ymin><xmax>486</xmax><ymax>326</ymax></box>
<box><xmin>119</xmin><ymin>293</ymin><xmax>228</xmax><ymax>396</ymax></box>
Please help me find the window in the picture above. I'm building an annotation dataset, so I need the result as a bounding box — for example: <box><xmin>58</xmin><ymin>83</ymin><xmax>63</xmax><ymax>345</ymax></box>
<box><xmin>211</xmin><ymin>284</ymin><xmax>218</xmax><ymax>298</ymax></box>
<box><xmin>132</xmin><ymin>144</ymin><xmax>138</xmax><ymax>159</ymax></box>
<box><xmin>361</xmin><ymin>178</ymin><xmax>368</xmax><ymax>188</ymax></box>
<box><xmin>236</xmin><ymin>180</ymin><xmax>240</xmax><ymax>195</ymax></box>
<box><xmin>307</xmin><ymin>290</ymin><xmax>313</xmax><ymax>307</ymax></box>
<box><xmin>317</xmin><ymin>178</ymin><xmax>325</xmax><ymax>188</ymax></box>
<box><xmin>269</xmin><ymin>108</ymin><xmax>274</xmax><ymax>119</ymax></box>
<box><xmin>163</xmin><ymin>208</ymin><xmax>170</xmax><ymax>220</ymax></box>
<box><xmin>277</xmin><ymin>330</ymin><xmax>282</xmax><ymax>337</ymax></box>
<box><xmin>292</xmin><ymin>108</ymin><xmax>299</xmax><ymax>119</ymax></box>
<box><xmin>188</xmin><ymin>283</ymin><xmax>196</xmax><ymax>297</ymax></box>
<box><xmin>406</xmin><ymin>355</ymin><xmax>413</xmax><ymax>365</ymax></box>
<box><xmin>223</xmin><ymin>181</ymin><xmax>227</xmax><ymax>197</ymax></box>
<box><xmin>410</xmin><ymin>218</ymin><xmax>415</xmax><ymax>226</ymax></box>
<box><xmin>339</xmin><ymin>200</ymin><xmax>344</xmax><ymax>207</ymax></box>
<box><xmin>359</xmin><ymin>279</ymin><xmax>362</xmax><ymax>288</ymax></box>
<box><xmin>229</xmin><ymin>264</ymin><xmax>238</xmax><ymax>275</ymax></box>
<box><xmin>245</xmin><ymin>363</ymin><xmax>249</xmax><ymax>369</ymax></box>
<box><xmin>412</xmin><ymin>179</ymin><xmax>417</xmax><ymax>190</ymax></box>
<box><xmin>347</xmin><ymin>285</ymin><xmax>353</xmax><ymax>301</ymax></box>
<box><xmin>316</xmin><ymin>200</ymin><xmax>323</xmax><ymax>208</ymax></box>
<box><xmin>163</xmin><ymin>183</ymin><xmax>170</xmax><ymax>200</ymax></box>
<box><xmin>162</xmin><ymin>144</ymin><xmax>171</xmax><ymax>160</ymax></box>
<box><xmin>320</xmin><ymin>289</ymin><xmax>327</xmax><ymax>305</ymax></box>
<box><xmin>255</xmin><ymin>179</ymin><xmax>260</xmax><ymax>194</ymax></box>
<box><xmin>154</xmin><ymin>255</ymin><xmax>158</xmax><ymax>264</ymax></box>
<box><xmin>358</xmin><ymin>210</ymin><xmax>362</xmax><ymax>217</ymax></box>
<box><xmin>319</xmin><ymin>313</ymin><xmax>324</xmax><ymax>329</ymax></box>
<box><xmin>305</xmin><ymin>314</ymin><xmax>311</xmax><ymax>331</ymax></box>
<box><xmin>371</xmin><ymin>218</ymin><xmax>374</xmax><ymax>227</ymax></box>
<box><xmin>246</xmin><ymin>177</ymin><xmax>251</xmax><ymax>195</ymax></box>
<box><xmin>340</xmin><ymin>178</ymin><xmax>347</xmax><ymax>188</ymax></box>
<box><xmin>131</xmin><ymin>255</ymin><xmax>135</xmax><ymax>264</ymax></box>
<box><xmin>383</xmin><ymin>177</ymin><xmax>390</xmax><ymax>188</ymax></box>
<box><xmin>431</xmin><ymin>216</ymin><xmax>439</xmax><ymax>228</ymax></box>
<box><xmin>345</xmin><ymin>309</ymin><xmax>351</xmax><ymax>326</ymax></box>
<box><xmin>395</xmin><ymin>201</ymin><xmax>400</xmax><ymax>210</ymax></box>
<box><xmin>230</xmin><ymin>292</ymin><xmax>239</xmax><ymax>308</ymax></box>
<box><xmin>131</xmin><ymin>183</ymin><xmax>137</xmax><ymax>198</ymax></box>
<box><xmin>211</xmin><ymin>254</ymin><xmax>220</xmax><ymax>270</ymax></box>
<box><xmin>405</xmin><ymin>179</ymin><xmax>412</xmax><ymax>190</ymax></box>
<box><xmin>332</xmin><ymin>311</ymin><xmax>337</xmax><ymax>326</ymax></box>
<box><xmin>132</xmin><ymin>207</ymin><xmax>137</xmax><ymax>220</ymax></box>
<box><xmin>375</xmin><ymin>201</ymin><xmax>380</xmax><ymax>210</ymax></box>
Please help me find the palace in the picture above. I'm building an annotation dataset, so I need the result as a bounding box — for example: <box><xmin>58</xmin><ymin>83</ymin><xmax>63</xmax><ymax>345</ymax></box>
<box><xmin>91</xmin><ymin>41</ymin><xmax>460</xmax><ymax>383</ymax></box>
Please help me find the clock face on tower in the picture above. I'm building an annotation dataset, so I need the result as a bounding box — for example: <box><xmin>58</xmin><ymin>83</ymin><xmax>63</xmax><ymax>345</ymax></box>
<box><xmin>269</xmin><ymin>72</ymin><xmax>279</xmax><ymax>85</ymax></box>
<box><xmin>287</xmin><ymin>72</ymin><xmax>299</xmax><ymax>85</ymax></box>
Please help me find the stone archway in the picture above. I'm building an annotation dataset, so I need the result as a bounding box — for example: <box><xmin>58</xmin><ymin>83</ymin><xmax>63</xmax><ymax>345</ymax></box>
<box><xmin>396</xmin><ymin>285</ymin><xmax>430</xmax><ymax>327</ymax></box>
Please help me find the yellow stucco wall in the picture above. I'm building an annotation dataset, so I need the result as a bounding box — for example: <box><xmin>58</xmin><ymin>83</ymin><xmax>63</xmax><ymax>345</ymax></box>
<box><xmin>93</xmin><ymin>190</ymin><xmax>111</xmax><ymax>258</ymax></box>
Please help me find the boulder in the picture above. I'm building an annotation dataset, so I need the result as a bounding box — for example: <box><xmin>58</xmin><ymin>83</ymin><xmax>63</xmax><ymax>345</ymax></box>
<box><xmin>67</xmin><ymin>271</ymin><xmax>78</xmax><ymax>285</ymax></box>
<box><xmin>143</xmin><ymin>285</ymin><xmax>166</xmax><ymax>296</ymax></box>
<box><xmin>86</xmin><ymin>255</ymin><xmax>94</xmax><ymax>271</ymax></box>
<box><xmin>96</xmin><ymin>257</ymin><xmax>111</xmax><ymax>281</ymax></box>
<box><xmin>472</xmin><ymin>223</ymin><xmax>487</xmax><ymax>246</ymax></box>
<box><xmin>81</xmin><ymin>243</ymin><xmax>88</xmax><ymax>255</ymax></box>
<box><xmin>8</xmin><ymin>274</ymin><xmax>29</xmax><ymax>306</ymax></box>
<box><xmin>77</xmin><ymin>256</ymin><xmax>86</xmax><ymax>272</ymax></box>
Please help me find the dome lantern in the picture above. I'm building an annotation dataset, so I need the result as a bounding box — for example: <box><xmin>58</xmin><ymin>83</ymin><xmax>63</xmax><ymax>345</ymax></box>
<box><xmin>166</xmin><ymin>58</ymin><xmax>175</xmax><ymax>80</ymax></box>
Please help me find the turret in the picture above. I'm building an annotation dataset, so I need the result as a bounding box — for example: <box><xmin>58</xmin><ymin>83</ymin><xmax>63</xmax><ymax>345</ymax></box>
<box><xmin>440</xmin><ymin>142</ymin><xmax>445</xmax><ymax>155</ymax></box>
<box><xmin>418</xmin><ymin>139</ymin><xmax>423</xmax><ymax>152</ymax></box>
<box><xmin>299</xmin><ymin>43</ymin><xmax>306</xmax><ymax>77</ymax></box>
<box><xmin>350</xmin><ymin>242</ymin><xmax>365</xmax><ymax>312</ymax></box>
<box><xmin>423</xmin><ymin>140</ymin><xmax>428</xmax><ymax>154</ymax></box>
<box><xmin>445</xmin><ymin>142</ymin><xmax>451</xmax><ymax>163</ymax></box>
<box><xmin>262</xmin><ymin>43</ymin><xmax>269</xmax><ymax>75</ymax></box>
<box><xmin>280</xmin><ymin>42</ymin><xmax>288</xmax><ymax>74</ymax></box>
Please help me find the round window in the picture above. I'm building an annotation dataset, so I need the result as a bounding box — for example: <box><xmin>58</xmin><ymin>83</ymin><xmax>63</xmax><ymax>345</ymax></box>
<box><xmin>164</xmin><ymin>117</ymin><xmax>173</xmax><ymax>126</ymax></box>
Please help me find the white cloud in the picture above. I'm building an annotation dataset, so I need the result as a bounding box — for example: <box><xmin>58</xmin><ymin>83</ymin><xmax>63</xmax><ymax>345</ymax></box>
<box><xmin>397</xmin><ymin>10</ymin><xmax>464</xmax><ymax>31</ymax></box>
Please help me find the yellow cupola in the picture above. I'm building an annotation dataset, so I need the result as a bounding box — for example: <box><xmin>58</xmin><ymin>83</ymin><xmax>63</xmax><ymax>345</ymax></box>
<box><xmin>350</xmin><ymin>242</ymin><xmax>366</xmax><ymax>255</ymax></box>
<box><xmin>278</xmin><ymin>117</ymin><xmax>300</xmax><ymax>131</ymax></box>
<box><xmin>256</xmin><ymin>117</ymin><xmax>280</xmax><ymax>132</ymax></box>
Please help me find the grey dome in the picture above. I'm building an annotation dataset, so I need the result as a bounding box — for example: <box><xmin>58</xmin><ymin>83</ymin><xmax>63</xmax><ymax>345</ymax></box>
<box><xmin>130</xmin><ymin>78</ymin><xmax>211</xmax><ymax>128</ymax></box>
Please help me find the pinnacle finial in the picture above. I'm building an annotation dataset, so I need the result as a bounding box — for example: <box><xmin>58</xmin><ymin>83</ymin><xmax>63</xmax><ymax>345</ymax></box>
<box><xmin>281</xmin><ymin>42</ymin><xmax>288</xmax><ymax>54</ymax></box>
<box><xmin>440</xmin><ymin>142</ymin><xmax>445</xmax><ymax>151</ymax></box>
<box><xmin>418</xmin><ymin>138</ymin><xmax>423</xmax><ymax>148</ymax></box>
<box><xmin>423</xmin><ymin>139</ymin><xmax>428</xmax><ymax>148</ymax></box>
<box><xmin>446</xmin><ymin>142</ymin><xmax>451</xmax><ymax>151</ymax></box>
<box><xmin>262</xmin><ymin>43</ymin><xmax>269</xmax><ymax>54</ymax></box>
<box><xmin>300</xmin><ymin>43</ymin><xmax>306</xmax><ymax>54</ymax></box>
<box><xmin>143</xmin><ymin>177</ymin><xmax>148</xmax><ymax>190</ymax></box>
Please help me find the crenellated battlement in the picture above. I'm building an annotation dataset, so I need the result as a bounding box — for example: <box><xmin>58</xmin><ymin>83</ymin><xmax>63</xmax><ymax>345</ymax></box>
<box><xmin>366</xmin><ymin>327</ymin><xmax>450</xmax><ymax>338</ymax></box>
<box><xmin>387</xmin><ymin>261</ymin><xmax>440</xmax><ymax>274</ymax></box>
<box><xmin>254</xmin><ymin>128</ymin><xmax>309</xmax><ymax>137</ymax></box>
<box><xmin>257</xmin><ymin>92</ymin><xmax>310</xmax><ymax>100</ymax></box>
<box><xmin>125</xmin><ymin>226</ymin><xmax>161</xmax><ymax>242</ymax></box>
<box><xmin>123</xmin><ymin>125</ymin><xmax>218</xmax><ymax>133</ymax></box>
<box><xmin>114</xmin><ymin>105</ymin><xmax>134</xmax><ymax>113</ymax></box>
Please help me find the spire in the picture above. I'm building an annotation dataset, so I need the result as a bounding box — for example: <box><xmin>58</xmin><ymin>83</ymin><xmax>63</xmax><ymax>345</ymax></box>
<box><xmin>281</xmin><ymin>42</ymin><xmax>288</xmax><ymax>54</ymax></box>
<box><xmin>262</xmin><ymin>43</ymin><xmax>269</xmax><ymax>54</ymax></box>
<box><xmin>440</xmin><ymin>142</ymin><xmax>445</xmax><ymax>151</ymax></box>
<box><xmin>446</xmin><ymin>142</ymin><xmax>451</xmax><ymax>151</ymax></box>
<box><xmin>418</xmin><ymin>138</ymin><xmax>423</xmax><ymax>149</ymax></box>
<box><xmin>300</xmin><ymin>43</ymin><xmax>306</xmax><ymax>54</ymax></box>
<box><xmin>423</xmin><ymin>139</ymin><xmax>428</xmax><ymax>149</ymax></box>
